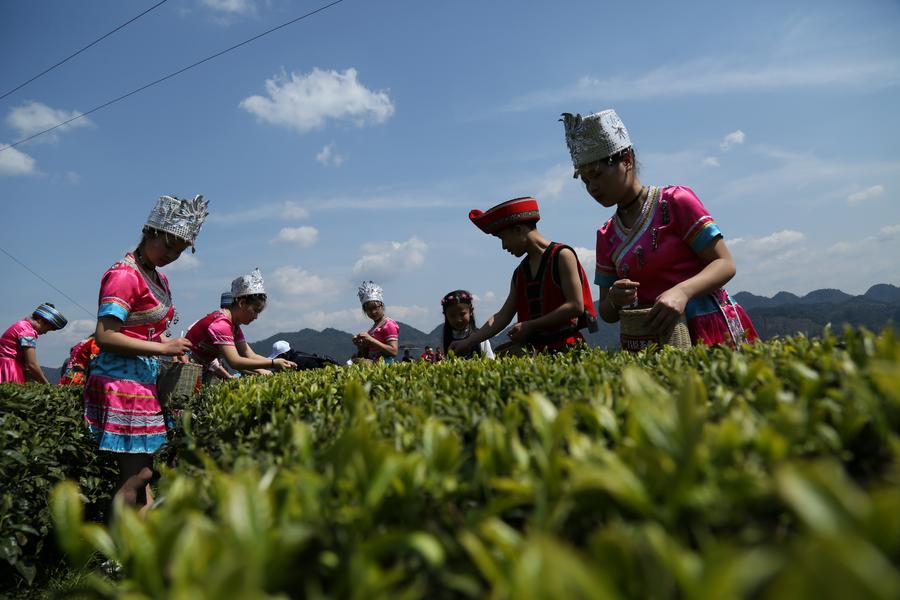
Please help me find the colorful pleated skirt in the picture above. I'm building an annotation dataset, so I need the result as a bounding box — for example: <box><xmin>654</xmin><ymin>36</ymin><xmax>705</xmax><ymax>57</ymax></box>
<box><xmin>686</xmin><ymin>290</ymin><xmax>760</xmax><ymax>347</ymax></box>
<box><xmin>83</xmin><ymin>352</ymin><xmax>168</xmax><ymax>453</ymax></box>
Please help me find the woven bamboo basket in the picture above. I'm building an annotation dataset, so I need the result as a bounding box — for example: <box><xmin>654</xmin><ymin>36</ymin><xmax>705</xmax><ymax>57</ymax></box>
<box><xmin>619</xmin><ymin>307</ymin><xmax>692</xmax><ymax>352</ymax></box>
<box><xmin>156</xmin><ymin>360</ymin><xmax>202</xmax><ymax>406</ymax></box>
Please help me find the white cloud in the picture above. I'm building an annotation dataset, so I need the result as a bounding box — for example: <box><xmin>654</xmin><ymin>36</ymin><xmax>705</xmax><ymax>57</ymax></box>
<box><xmin>210</xmin><ymin>200</ymin><xmax>309</xmax><ymax>224</ymax></box>
<box><xmin>535</xmin><ymin>163</ymin><xmax>574</xmax><ymax>199</ymax></box>
<box><xmin>316</xmin><ymin>143</ymin><xmax>344</xmax><ymax>167</ymax></box>
<box><xmin>294</xmin><ymin>307</ymin><xmax>368</xmax><ymax>332</ymax></box>
<box><xmin>730</xmin><ymin>224</ymin><xmax>900</xmax><ymax>296</ymax></box>
<box><xmin>484</xmin><ymin>291</ymin><xmax>496</xmax><ymax>302</ymax></box>
<box><xmin>879</xmin><ymin>224</ymin><xmax>900</xmax><ymax>239</ymax></box>
<box><xmin>270</xmin><ymin>265</ymin><xmax>338</xmax><ymax>297</ymax></box>
<box><xmin>847</xmin><ymin>184</ymin><xmax>885</xmax><ymax>205</ymax></box>
<box><xmin>5</xmin><ymin>101</ymin><xmax>90</xmax><ymax>140</ymax></box>
<box><xmin>702</xmin><ymin>156</ymin><xmax>720</xmax><ymax>168</ymax></box>
<box><xmin>720</xmin><ymin>130</ymin><xmax>746</xmax><ymax>152</ymax></box>
<box><xmin>273</xmin><ymin>226</ymin><xmax>319</xmax><ymax>247</ymax></box>
<box><xmin>572</xmin><ymin>245</ymin><xmax>594</xmax><ymax>273</ymax></box>
<box><xmin>729</xmin><ymin>229</ymin><xmax>805</xmax><ymax>254</ymax></box>
<box><xmin>505</xmin><ymin>56</ymin><xmax>900</xmax><ymax>111</ymax></box>
<box><xmin>385</xmin><ymin>304</ymin><xmax>431</xmax><ymax>324</ymax></box>
<box><xmin>0</xmin><ymin>144</ymin><xmax>37</xmax><ymax>176</ymax></box>
<box><xmin>709</xmin><ymin>146</ymin><xmax>900</xmax><ymax>212</ymax></box>
<box><xmin>55</xmin><ymin>318</ymin><xmax>97</xmax><ymax>346</ymax></box>
<box><xmin>201</xmin><ymin>0</ymin><xmax>257</xmax><ymax>15</ymax></box>
<box><xmin>160</xmin><ymin>254</ymin><xmax>202</xmax><ymax>273</ymax></box>
<box><xmin>352</xmin><ymin>236</ymin><xmax>427</xmax><ymax>278</ymax></box>
<box><xmin>240</xmin><ymin>68</ymin><xmax>394</xmax><ymax>134</ymax></box>
<box><xmin>266</xmin><ymin>303</ymin><xmax>438</xmax><ymax>338</ymax></box>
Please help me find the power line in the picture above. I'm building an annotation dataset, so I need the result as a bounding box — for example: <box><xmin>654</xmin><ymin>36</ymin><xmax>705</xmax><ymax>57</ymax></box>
<box><xmin>0</xmin><ymin>246</ymin><xmax>95</xmax><ymax>318</ymax></box>
<box><xmin>0</xmin><ymin>0</ymin><xmax>347</xmax><ymax>153</ymax></box>
<box><xmin>0</xmin><ymin>0</ymin><xmax>169</xmax><ymax>102</ymax></box>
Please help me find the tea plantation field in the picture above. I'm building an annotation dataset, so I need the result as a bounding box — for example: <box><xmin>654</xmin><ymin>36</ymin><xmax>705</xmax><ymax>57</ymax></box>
<box><xmin>2</xmin><ymin>327</ymin><xmax>899</xmax><ymax>598</ymax></box>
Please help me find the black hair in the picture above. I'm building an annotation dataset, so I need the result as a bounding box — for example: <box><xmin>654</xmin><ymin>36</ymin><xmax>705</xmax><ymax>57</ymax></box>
<box><xmin>495</xmin><ymin>219</ymin><xmax>538</xmax><ymax>236</ymax></box>
<box><xmin>232</xmin><ymin>293</ymin><xmax>267</xmax><ymax>308</ymax></box>
<box><xmin>137</xmin><ymin>226</ymin><xmax>193</xmax><ymax>255</ymax></box>
<box><xmin>584</xmin><ymin>147</ymin><xmax>641</xmax><ymax>177</ymax></box>
<box><xmin>361</xmin><ymin>300</ymin><xmax>384</xmax><ymax>314</ymax></box>
<box><xmin>441</xmin><ymin>301</ymin><xmax>480</xmax><ymax>356</ymax></box>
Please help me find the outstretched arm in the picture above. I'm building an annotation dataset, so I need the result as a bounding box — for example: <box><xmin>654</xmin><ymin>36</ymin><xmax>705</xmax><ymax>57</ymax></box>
<box><xmin>647</xmin><ymin>237</ymin><xmax>736</xmax><ymax>334</ymax></box>
<box><xmin>220</xmin><ymin>342</ymin><xmax>296</xmax><ymax>372</ymax></box>
<box><xmin>22</xmin><ymin>347</ymin><xmax>50</xmax><ymax>384</ymax></box>
<box><xmin>451</xmin><ymin>279</ymin><xmax>517</xmax><ymax>353</ymax></box>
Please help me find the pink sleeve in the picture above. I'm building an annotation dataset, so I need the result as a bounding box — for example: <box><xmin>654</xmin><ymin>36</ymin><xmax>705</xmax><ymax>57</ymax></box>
<box><xmin>207</xmin><ymin>316</ymin><xmax>237</xmax><ymax>346</ymax></box>
<box><xmin>667</xmin><ymin>186</ymin><xmax>723</xmax><ymax>253</ymax></box>
<box><xmin>382</xmin><ymin>319</ymin><xmax>399</xmax><ymax>341</ymax></box>
<box><xmin>97</xmin><ymin>268</ymin><xmax>140</xmax><ymax>321</ymax></box>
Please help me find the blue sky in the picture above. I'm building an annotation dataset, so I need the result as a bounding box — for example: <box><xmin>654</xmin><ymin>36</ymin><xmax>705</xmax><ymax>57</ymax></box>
<box><xmin>2</xmin><ymin>0</ymin><xmax>899</xmax><ymax>366</ymax></box>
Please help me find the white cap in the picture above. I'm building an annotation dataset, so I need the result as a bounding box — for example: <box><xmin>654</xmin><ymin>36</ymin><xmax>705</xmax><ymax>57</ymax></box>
<box><xmin>560</xmin><ymin>109</ymin><xmax>633</xmax><ymax>175</ymax></box>
<box><xmin>232</xmin><ymin>268</ymin><xmax>266</xmax><ymax>297</ymax></box>
<box><xmin>357</xmin><ymin>280</ymin><xmax>384</xmax><ymax>305</ymax></box>
<box><xmin>267</xmin><ymin>340</ymin><xmax>291</xmax><ymax>360</ymax></box>
<box><xmin>145</xmin><ymin>195</ymin><xmax>209</xmax><ymax>247</ymax></box>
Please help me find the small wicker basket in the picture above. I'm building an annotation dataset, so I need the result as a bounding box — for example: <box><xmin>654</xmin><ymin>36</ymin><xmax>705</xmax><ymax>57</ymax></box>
<box><xmin>619</xmin><ymin>307</ymin><xmax>691</xmax><ymax>352</ymax></box>
<box><xmin>156</xmin><ymin>360</ymin><xmax>202</xmax><ymax>407</ymax></box>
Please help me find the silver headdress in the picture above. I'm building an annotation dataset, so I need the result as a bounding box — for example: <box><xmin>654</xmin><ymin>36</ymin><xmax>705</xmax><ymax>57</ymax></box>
<box><xmin>231</xmin><ymin>268</ymin><xmax>266</xmax><ymax>297</ymax></box>
<box><xmin>357</xmin><ymin>280</ymin><xmax>384</xmax><ymax>305</ymax></box>
<box><xmin>560</xmin><ymin>110</ymin><xmax>632</xmax><ymax>176</ymax></box>
<box><xmin>145</xmin><ymin>195</ymin><xmax>209</xmax><ymax>248</ymax></box>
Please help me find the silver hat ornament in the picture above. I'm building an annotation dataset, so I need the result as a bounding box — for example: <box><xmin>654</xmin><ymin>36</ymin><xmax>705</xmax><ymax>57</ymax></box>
<box><xmin>231</xmin><ymin>268</ymin><xmax>266</xmax><ymax>297</ymax></box>
<box><xmin>357</xmin><ymin>281</ymin><xmax>384</xmax><ymax>305</ymax></box>
<box><xmin>145</xmin><ymin>194</ymin><xmax>209</xmax><ymax>248</ymax></box>
<box><xmin>560</xmin><ymin>109</ymin><xmax>632</xmax><ymax>176</ymax></box>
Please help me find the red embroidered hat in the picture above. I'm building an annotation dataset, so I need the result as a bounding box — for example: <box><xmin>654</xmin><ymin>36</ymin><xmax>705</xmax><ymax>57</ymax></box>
<box><xmin>469</xmin><ymin>197</ymin><xmax>540</xmax><ymax>235</ymax></box>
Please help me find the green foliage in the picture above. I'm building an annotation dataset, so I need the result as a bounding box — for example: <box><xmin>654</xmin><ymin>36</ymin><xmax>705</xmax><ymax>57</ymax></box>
<box><xmin>0</xmin><ymin>383</ymin><xmax>116</xmax><ymax>589</ymax></box>
<box><xmin>8</xmin><ymin>327</ymin><xmax>900</xmax><ymax>597</ymax></box>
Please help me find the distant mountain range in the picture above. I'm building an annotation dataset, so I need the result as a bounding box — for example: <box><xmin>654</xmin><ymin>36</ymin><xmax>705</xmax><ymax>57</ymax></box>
<box><xmin>250</xmin><ymin>284</ymin><xmax>900</xmax><ymax>361</ymax></box>
<box><xmin>732</xmin><ymin>284</ymin><xmax>900</xmax><ymax>340</ymax></box>
<box><xmin>41</xmin><ymin>284</ymin><xmax>900</xmax><ymax>378</ymax></box>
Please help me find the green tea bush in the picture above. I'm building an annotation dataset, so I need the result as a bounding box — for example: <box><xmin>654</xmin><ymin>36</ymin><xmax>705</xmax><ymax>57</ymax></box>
<box><xmin>14</xmin><ymin>328</ymin><xmax>900</xmax><ymax>597</ymax></box>
<box><xmin>0</xmin><ymin>383</ymin><xmax>116</xmax><ymax>588</ymax></box>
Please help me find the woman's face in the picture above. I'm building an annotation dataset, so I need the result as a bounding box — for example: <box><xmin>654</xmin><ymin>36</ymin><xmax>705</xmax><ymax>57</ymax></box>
<box><xmin>143</xmin><ymin>233</ymin><xmax>191</xmax><ymax>267</ymax></box>
<box><xmin>363</xmin><ymin>301</ymin><xmax>385</xmax><ymax>322</ymax></box>
<box><xmin>234</xmin><ymin>299</ymin><xmax>265</xmax><ymax>325</ymax></box>
<box><xmin>578</xmin><ymin>159</ymin><xmax>630</xmax><ymax>207</ymax></box>
<box><xmin>445</xmin><ymin>303</ymin><xmax>472</xmax><ymax>331</ymax></box>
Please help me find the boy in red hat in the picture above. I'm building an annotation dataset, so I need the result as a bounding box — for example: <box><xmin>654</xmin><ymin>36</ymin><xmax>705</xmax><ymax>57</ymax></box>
<box><xmin>449</xmin><ymin>197</ymin><xmax>596</xmax><ymax>355</ymax></box>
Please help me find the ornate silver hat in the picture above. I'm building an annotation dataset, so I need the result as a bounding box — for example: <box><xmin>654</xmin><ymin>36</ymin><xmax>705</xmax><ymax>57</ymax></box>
<box><xmin>231</xmin><ymin>268</ymin><xmax>266</xmax><ymax>297</ymax></box>
<box><xmin>560</xmin><ymin>110</ymin><xmax>632</xmax><ymax>176</ymax></box>
<box><xmin>357</xmin><ymin>280</ymin><xmax>384</xmax><ymax>305</ymax></box>
<box><xmin>145</xmin><ymin>195</ymin><xmax>209</xmax><ymax>247</ymax></box>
